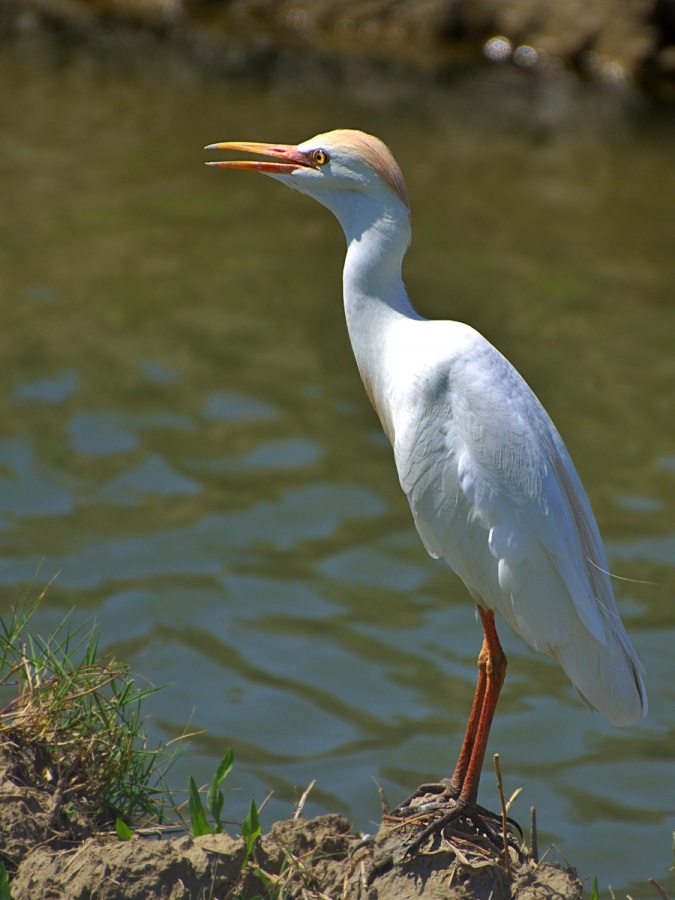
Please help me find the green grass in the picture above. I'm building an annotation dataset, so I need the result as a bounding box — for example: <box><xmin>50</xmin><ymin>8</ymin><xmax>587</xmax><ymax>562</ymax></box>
<box><xmin>188</xmin><ymin>748</ymin><xmax>234</xmax><ymax>837</ymax></box>
<box><xmin>0</xmin><ymin>591</ymin><xmax>177</xmax><ymax>829</ymax></box>
<box><xmin>187</xmin><ymin>748</ymin><xmax>261</xmax><ymax>862</ymax></box>
<box><xmin>0</xmin><ymin>861</ymin><xmax>10</xmax><ymax>900</ymax></box>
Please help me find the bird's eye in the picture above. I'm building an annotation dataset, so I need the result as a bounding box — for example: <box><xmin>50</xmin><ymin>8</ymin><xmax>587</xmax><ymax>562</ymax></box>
<box><xmin>312</xmin><ymin>149</ymin><xmax>329</xmax><ymax>167</ymax></box>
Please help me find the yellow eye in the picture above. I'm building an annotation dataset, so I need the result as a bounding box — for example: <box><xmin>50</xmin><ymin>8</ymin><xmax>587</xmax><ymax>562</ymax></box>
<box><xmin>312</xmin><ymin>149</ymin><xmax>329</xmax><ymax>167</ymax></box>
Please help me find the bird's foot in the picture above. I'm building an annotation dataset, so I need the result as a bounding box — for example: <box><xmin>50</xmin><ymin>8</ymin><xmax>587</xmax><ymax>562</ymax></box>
<box><xmin>385</xmin><ymin>783</ymin><xmax>521</xmax><ymax>858</ymax></box>
<box><xmin>387</xmin><ymin>778</ymin><xmax>459</xmax><ymax>818</ymax></box>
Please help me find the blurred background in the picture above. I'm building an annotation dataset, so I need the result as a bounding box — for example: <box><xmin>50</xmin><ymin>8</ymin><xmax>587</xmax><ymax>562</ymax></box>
<box><xmin>0</xmin><ymin>1</ymin><xmax>674</xmax><ymax>896</ymax></box>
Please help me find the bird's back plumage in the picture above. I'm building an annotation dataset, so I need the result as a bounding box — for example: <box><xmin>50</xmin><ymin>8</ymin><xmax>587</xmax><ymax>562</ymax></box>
<box><xmin>387</xmin><ymin>320</ymin><xmax>646</xmax><ymax>725</ymax></box>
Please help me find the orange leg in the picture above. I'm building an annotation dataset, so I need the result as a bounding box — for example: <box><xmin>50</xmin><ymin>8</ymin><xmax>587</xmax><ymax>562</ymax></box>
<box><xmin>451</xmin><ymin>606</ymin><xmax>507</xmax><ymax>805</ymax></box>
<box><xmin>391</xmin><ymin>608</ymin><xmax>511</xmax><ymax>854</ymax></box>
<box><xmin>389</xmin><ymin>604</ymin><xmax>508</xmax><ymax>827</ymax></box>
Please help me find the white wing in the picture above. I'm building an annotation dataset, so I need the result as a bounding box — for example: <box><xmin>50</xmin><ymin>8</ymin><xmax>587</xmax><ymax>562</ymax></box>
<box><xmin>387</xmin><ymin>320</ymin><xmax>646</xmax><ymax>726</ymax></box>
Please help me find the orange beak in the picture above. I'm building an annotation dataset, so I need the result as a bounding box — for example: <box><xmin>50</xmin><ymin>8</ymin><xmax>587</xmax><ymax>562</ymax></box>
<box><xmin>204</xmin><ymin>140</ymin><xmax>315</xmax><ymax>174</ymax></box>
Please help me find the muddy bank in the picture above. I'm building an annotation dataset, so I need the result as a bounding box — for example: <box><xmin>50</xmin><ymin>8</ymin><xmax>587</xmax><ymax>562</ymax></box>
<box><xmin>2</xmin><ymin>743</ymin><xmax>584</xmax><ymax>900</ymax></box>
<box><xmin>0</xmin><ymin>742</ymin><xmax>583</xmax><ymax>899</ymax></box>
<box><xmin>1</xmin><ymin>0</ymin><xmax>674</xmax><ymax>97</ymax></box>
<box><xmin>10</xmin><ymin>818</ymin><xmax>585</xmax><ymax>900</ymax></box>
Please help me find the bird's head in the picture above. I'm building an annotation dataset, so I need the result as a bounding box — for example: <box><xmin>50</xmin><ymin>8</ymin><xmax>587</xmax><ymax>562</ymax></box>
<box><xmin>205</xmin><ymin>129</ymin><xmax>409</xmax><ymax>240</ymax></box>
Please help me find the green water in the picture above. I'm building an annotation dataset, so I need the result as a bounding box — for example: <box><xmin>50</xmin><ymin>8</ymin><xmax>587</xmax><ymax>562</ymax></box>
<box><xmin>1</xmin><ymin>56</ymin><xmax>673</xmax><ymax>896</ymax></box>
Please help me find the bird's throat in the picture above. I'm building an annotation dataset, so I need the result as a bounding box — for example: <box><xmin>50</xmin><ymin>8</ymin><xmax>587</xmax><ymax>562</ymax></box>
<box><xmin>342</xmin><ymin>225</ymin><xmax>420</xmax><ymax>447</ymax></box>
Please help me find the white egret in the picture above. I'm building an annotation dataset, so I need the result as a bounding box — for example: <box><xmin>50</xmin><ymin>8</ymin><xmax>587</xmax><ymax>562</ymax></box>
<box><xmin>205</xmin><ymin>130</ymin><xmax>646</xmax><ymax>821</ymax></box>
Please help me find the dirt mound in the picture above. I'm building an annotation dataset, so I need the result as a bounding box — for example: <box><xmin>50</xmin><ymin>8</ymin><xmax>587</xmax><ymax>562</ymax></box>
<box><xmin>0</xmin><ymin>740</ymin><xmax>582</xmax><ymax>898</ymax></box>
<box><xmin>9</xmin><ymin>814</ymin><xmax>584</xmax><ymax>899</ymax></box>
<box><xmin>3</xmin><ymin>751</ymin><xmax>583</xmax><ymax>900</ymax></box>
<box><xmin>11</xmin><ymin>832</ymin><xmax>244</xmax><ymax>899</ymax></box>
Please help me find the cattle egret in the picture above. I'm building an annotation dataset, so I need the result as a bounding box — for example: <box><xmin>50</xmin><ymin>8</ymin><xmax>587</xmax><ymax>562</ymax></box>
<box><xmin>205</xmin><ymin>129</ymin><xmax>646</xmax><ymax>825</ymax></box>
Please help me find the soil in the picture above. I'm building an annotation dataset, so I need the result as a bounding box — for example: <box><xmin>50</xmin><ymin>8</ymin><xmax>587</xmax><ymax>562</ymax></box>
<box><xmin>0</xmin><ymin>747</ymin><xmax>584</xmax><ymax>899</ymax></box>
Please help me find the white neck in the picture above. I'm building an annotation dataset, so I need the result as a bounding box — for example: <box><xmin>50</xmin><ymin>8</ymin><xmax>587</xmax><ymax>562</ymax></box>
<box><xmin>333</xmin><ymin>193</ymin><xmax>421</xmax><ymax>412</ymax></box>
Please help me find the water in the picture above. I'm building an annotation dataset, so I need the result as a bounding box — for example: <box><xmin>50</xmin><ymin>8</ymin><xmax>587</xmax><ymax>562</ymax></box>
<box><xmin>1</xmin><ymin>55</ymin><xmax>674</xmax><ymax>896</ymax></box>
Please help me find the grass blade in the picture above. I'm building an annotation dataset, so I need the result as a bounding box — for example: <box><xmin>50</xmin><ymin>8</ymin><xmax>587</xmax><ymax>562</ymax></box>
<box><xmin>206</xmin><ymin>748</ymin><xmax>234</xmax><ymax>832</ymax></box>
<box><xmin>115</xmin><ymin>818</ymin><xmax>133</xmax><ymax>841</ymax></box>
<box><xmin>241</xmin><ymin>798</ymin><xmax>261</xmax><ymax>861</ymax></box>
<box><xmin>0</xmin><ymin>861</ymin><xmax>10</xmax><ymax>900</ymax></box>
<box><xmin>188</xmin><ymin>775</ymin><xmax>212</xmax><ymax>837</ymax></box>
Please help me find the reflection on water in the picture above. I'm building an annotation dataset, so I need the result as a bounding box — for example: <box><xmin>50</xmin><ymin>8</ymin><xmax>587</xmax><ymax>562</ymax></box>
<box><xmin>0</xmin><ymin>58</ymin><xmax>673</xmax><ymax>895</ymax></box>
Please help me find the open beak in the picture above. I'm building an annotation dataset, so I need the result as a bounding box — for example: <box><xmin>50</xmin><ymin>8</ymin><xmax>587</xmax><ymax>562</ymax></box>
<box><xmin>204</xmin><ymin>140</ymin><xmax>314</xmax><ymax>174</ymax></box>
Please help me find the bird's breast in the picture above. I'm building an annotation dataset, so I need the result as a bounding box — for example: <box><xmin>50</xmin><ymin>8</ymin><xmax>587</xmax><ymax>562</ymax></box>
<box><xmin>357</xmin><ymin>363</ymin><xmax>396</xmax><ymax>445</ymax></box>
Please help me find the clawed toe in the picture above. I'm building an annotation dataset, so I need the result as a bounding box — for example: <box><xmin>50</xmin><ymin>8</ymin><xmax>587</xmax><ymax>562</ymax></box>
<box><xmin>385</xmin><ymin>787</ymin><xmax>522</xmax><ymax>859</ymax></box>
<box><xmin>405</xmin><ymin>800</ymin><xmax>504</xmax><ymax>855</ymax></box>
<box><xmin>387</xmin><ymin>778</ymin><xmax>458</xmax><ymax>817</ymax></box>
